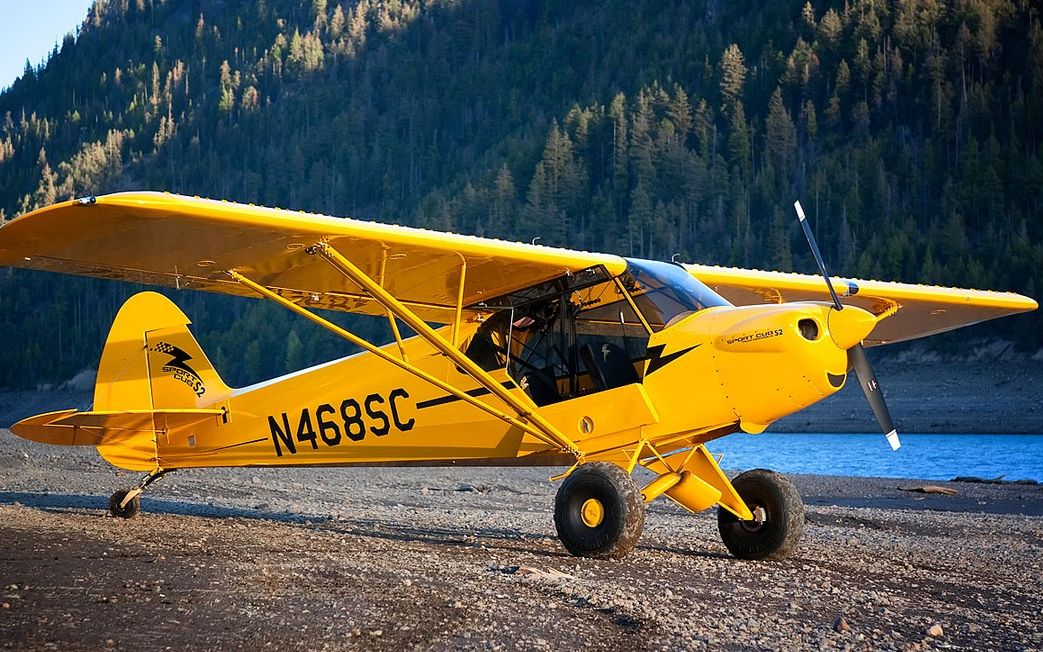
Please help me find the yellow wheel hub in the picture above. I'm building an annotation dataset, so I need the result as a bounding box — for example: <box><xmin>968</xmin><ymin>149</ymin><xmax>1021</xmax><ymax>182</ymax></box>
<box><xmin>580</xmin><ymin>498</ymin><xmax>605</xmax><ymax>527</ymax></box>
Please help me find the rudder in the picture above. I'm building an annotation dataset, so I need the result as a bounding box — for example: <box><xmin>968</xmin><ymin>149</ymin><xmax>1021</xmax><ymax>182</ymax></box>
<box><xmin>95</xmin><ymin>292</ymin><xmax>231</xmax><ymax>411</ymax></box>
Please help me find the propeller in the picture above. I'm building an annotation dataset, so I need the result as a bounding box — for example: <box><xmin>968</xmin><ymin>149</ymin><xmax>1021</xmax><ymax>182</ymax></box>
<box><xmin>793</xmin><ymin>201</ymin><xmax>901</xmax><ymax>451</ymax></box>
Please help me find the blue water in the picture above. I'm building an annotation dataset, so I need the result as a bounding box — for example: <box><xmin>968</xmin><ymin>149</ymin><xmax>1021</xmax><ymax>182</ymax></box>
<box><xmin>707</xmin><ymin>433</ymin><xmax>1043</xmax><ymax>482</ymax></box>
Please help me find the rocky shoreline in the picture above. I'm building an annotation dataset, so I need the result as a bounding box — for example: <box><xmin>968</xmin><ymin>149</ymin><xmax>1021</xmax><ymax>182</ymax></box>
<box><xmin>1</xmin><ymin>431</ymin><xmax>1041</xmax><ymax>650</ymax></box>
<box><xmin>765</xmin><ymin>357</ymin><xmax>1042</xmax><ymax>434</ymax></box>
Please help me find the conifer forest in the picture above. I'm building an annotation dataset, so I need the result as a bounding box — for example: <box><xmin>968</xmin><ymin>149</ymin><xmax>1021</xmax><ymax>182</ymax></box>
<box><xmin>0</xmin><ymin>0</ymin><xmax>1040</xmax><ymax>388</ymax></box>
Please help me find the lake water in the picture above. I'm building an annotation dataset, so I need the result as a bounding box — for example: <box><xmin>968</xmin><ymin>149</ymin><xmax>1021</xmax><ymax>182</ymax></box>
<box><xmin>708</xmin><ymin>433</ymin><xmax>1043</xmax><ymax>482</ymax></box>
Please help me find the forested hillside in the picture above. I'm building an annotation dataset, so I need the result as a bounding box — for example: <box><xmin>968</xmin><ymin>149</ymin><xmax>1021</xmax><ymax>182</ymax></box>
<box><xmin>0</xmin><ymin>0</ymin><xmax>1040</xmax><ymax>389</ymax></box>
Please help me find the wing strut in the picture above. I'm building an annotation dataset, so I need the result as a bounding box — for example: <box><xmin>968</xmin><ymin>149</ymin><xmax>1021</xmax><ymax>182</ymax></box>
<box><xmin>227</xmin><ymin>269</ymin><xmax>579</xmax><ymax>456</ymax></box>
<box><xmin>308</xmin><ymin>242</ymin><xmax>581</xmax><ymax>455</ymax></box>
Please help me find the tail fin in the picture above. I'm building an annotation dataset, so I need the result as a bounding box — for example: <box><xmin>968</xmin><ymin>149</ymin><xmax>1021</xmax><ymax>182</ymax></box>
<box><xmin>94</xmin><ymin>291</ymin><xmax>231</xmax><ymax>411</ymax></box>
<box><xmin>8</xmin><ymin>292</ymin><xmax>230</xmax><ymax>470</ymax></box>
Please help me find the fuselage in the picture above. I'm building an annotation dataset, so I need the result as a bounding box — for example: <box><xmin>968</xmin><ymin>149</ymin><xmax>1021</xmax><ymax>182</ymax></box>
<box><xmin>97</xmin><ymin>259</ymin><xmax>877</xmax><ymax>472</ymax></box>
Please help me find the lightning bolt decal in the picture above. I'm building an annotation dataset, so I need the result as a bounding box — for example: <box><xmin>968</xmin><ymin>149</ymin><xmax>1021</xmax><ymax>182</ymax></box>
<box><xmin>149</xmin><ymin>341</ymin><xmax>207</xmax><ymax>396</ymax></box>
<box><xmin>645</xmin><ymin>343</ymin><xmax>701</xmax><ymax>375</ymax></box>
<box><xmin>154</xmin><ymin>344</ymin><xmax>198</xmax><ymax>377</ymax></box>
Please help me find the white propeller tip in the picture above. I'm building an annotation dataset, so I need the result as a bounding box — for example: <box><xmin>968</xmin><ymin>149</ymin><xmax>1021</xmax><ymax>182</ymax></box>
<box><xmin>794</xmin><ymin>200</ymin><xmax>806</xmax><ymax>221</ymax></box>
<box><xmin>886</xmin><ymin>429</ymin><xmax>901</xmax><ymax>451</ymax></box>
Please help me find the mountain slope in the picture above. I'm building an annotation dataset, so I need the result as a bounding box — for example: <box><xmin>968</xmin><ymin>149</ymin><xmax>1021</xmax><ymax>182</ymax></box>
<box><xmin>0</xmin><ymin>0</ymin><xmax>1040</xmax><ymax>388</ymax></box>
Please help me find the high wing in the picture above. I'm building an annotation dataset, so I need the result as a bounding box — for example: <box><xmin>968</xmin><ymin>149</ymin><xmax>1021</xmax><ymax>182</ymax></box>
<box><xmin>686</xmin><ymin>264</ymin><xmax>1038</xmax><ymax>347</ymax></box>
<box><xmin>0</xmin><ymin>192</ymin><xmax>626</xmax><ymax>323</ymax></box>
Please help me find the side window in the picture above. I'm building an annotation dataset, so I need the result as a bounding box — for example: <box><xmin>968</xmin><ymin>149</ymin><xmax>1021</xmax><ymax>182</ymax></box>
<box><xmin>503</xmin><ymin>298</ymin><xmax>569</xmax><ymax>406</ymax></box>
<box><xmin>464</xmin><ymin>311</ymin><xmax>510</xmax><ymax>372</ymax></box>
<box><xmin>463</xmin><ymin>300</ymin><xmax>569</xmax><ymax>406</ymax></box>
<box><xmin>573</xmin><ymin>282</ymin><xmax>648</xmax><ymax>392</ymax></box>
<box><xmin>463</xmin><ymin>275</ymin><xmax>653</xmax><ymax>404</ymax></box>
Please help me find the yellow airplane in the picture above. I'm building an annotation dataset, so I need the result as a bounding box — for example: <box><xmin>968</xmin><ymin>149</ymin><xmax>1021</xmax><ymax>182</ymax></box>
<box><xmin>0</xmin><ymin>193</ymin><xmax>1035</xmax><ymax>561</ymax></box>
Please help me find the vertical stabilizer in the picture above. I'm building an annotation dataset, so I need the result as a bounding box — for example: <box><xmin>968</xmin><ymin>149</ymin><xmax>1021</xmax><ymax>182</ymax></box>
<box><xmin>94</xmin><ymin>292</ymin><xmax>230</xmax><ymax>411</ymax></box>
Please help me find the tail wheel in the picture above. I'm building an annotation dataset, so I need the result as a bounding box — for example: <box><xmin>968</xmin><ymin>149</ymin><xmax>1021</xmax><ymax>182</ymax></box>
<box><xmin>718</xmin><ymin>469</ymin><xmax>804</xmax><ymax>560</ymax></box>
<box><xmin>554</xmin><ymin>462</ymin><xmax>645</xmax><ymax>559</ymax></box>
<box><xmin>109</xmin><ymin>489</ymin><xmax>141</xmax><ymax>519</ymax></box>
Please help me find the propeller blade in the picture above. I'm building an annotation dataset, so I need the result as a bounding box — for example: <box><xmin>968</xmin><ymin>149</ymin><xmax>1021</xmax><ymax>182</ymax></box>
<box><xmin>848</xmin><ymin>343</ymin><xmax>901</xmax><ymax>451</ymax></box>
<box><xmin>794</xmin><ymin>201</ymin><xmax>843</xmax><ymax>311</ymax></box>
<box><xmin>794</xmin><ymin>199</ymin><xmax>899</xmax><ymax>452</ymax></box>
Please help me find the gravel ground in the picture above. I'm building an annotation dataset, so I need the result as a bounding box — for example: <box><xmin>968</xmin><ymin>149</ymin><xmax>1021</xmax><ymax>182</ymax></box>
<box><xmin>1</xmin><ymin>430</ymin><xmax>1041</xmax><ymax>651</ymax></box>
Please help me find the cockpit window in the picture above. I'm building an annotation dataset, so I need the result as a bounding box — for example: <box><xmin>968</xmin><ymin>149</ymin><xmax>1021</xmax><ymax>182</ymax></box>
<box><xmin>463</xmin><ymin>259</ymin><xmax>729</xmax><ymax>406</ymax></box>
<box><xmin>621</xmin><ymin>258</ymin><xmax>731</xmax><ymax>330</ymax></box>
<box><xmin>464</xmin><ymin>274</ymin><xmax>648</xmax><ymax>406</ymax></box>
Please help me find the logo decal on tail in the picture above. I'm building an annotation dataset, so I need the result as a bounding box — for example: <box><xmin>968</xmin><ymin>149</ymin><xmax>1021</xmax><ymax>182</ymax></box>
<box><xmin>149</xmin><ymin>342</ymin><xmax>206</xmax><ymax>397</ymax></box>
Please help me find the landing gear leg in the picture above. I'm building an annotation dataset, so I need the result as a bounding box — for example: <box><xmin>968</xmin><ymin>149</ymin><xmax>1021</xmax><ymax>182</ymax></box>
<box><xmin>109</xmin><ymin>468</ymin><xmax>172</xmax><ymax>519</ymax></box>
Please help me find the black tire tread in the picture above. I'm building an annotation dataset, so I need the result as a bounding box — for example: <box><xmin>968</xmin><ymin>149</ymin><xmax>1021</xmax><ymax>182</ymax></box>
<box><xmin>554</xmin><ymin>462</ymin><xmax>645</xmax><ymax>559</ymax></box>
<box><xmin>717</xmin><ymin>468</ymin><xmax>804</xmax><ymax>560</ymax></box>
<box><xmin>109</xmin><ymin>489</ymin><xmax>141</xmax><ymax>519</ymax></box>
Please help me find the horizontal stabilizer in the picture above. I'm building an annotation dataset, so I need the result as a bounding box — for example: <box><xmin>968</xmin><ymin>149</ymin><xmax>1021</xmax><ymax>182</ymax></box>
<box><xmin>11</xmin><ymin>408</ymin><xmax>225</xmax><ymax>446</ymax></box>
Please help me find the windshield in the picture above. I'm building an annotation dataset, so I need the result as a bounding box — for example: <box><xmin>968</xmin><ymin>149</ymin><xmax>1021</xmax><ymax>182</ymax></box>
<box><xmin>622</xmin><ymin>258</ymin><xmax>731</xmax><ymax>330</ymax></box>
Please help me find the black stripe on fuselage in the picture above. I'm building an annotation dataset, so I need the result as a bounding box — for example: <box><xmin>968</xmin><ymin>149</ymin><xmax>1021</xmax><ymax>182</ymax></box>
<box><xmin>417</xmin><ymin>380</ymin><xmax>517</xmax><ymax>410</ymax></box>
<box><xmin>198</xmin><ymin>436</ymin><xmax>268</xmax><ymax>454</ymax></box>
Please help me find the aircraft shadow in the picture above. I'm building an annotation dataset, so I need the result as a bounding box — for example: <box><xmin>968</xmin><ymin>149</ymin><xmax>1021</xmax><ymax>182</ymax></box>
<box><xmin>0</xmin><ymin>491</ymin><xmax>740</xmax><ymax>561</ymax></box>
<box><xmin>0</xmin><ymin>491</ymin><xmax>567</xmax><ymax>558</ymax></box>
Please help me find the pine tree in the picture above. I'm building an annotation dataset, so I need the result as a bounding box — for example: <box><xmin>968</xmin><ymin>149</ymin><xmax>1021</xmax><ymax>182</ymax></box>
<box><xmin>692</xmin><ymin>99</ymin><xmax>714</xmax><ymax>159</ymax></box>
<box><xmin>490</xmin><ymin>163</ymin><xmax>516</xmax><ymax>233</ymax></box>
<box><xmin>629</xmin><ymin>182</ymin><xmax>652</xmax><ymax>257</ymax></box>
<box><xmin>218</xmin><ymin>60</ymin><xmax>235</xmax><ymax>112</ymax></box>
<box><xmin>727</xmin><ymin>102</ymin><xmax>750</xmax><ymax>176</ymax></box>
<box><xmin>666</xmin><ymin>84</ymin><xmax>692</xmax><ymax>144</ymax></box>
<box><xmin>286</xmin><ymin>329</ymin><xmax>303</xmax><ymax>371</ymax></box>
<box><xmin>719</xmin><ymin>44</ymin><xmax>747</xmax><ymax>118</ymax></box>
<box><xmin>32</xmin><ymin>148</ymin><xmax>57</xmax><ymax>208</ymax></box>
<box><xmin>800</xmin><ymin>99</ymin><xmax>818</xmax><ymax>145</ymax></box>
<box><xmin>525</xmin><ymin>162</ymin><xmax>549</xmax><ymax>241</ymax></box>
<box><xmin>765</xmin><ymin>87</ymin><xmax>797</xmax><ymax>172</ymax></box>
<box><xmin>818</xmin><ymin>9</ymin><xmax>843</xmax><ymax>51</ymax></box>
<box><xmin>630</xmin><ymin>91</ymin><xmax>655</xmax><ymax>186</ymax></box>
<box><xmin>836</xmin><ymin>60</ymin><xmax>851</xmax><ymax>96</ymax></box>
<box><xmin>287</xmin><ymin>29</ymin><xmax>305</xmax><ymax>74</ymax></box>
<box><xmin>301</xmin><ymin>31</ymin><xmax>325</xmax><ymax>71</ymax></box>
<box><xmin>329</xmin><ymin>5</ymin><xmax>346</xmax><ymax>38</ymax></box>
<box><xmin>801</xmin><ymin>2</ymin><xmax>816</xmax><ymax>35</ymax></box>
<box><xmin>312</xmin><ymin>0</ymin><xmax>328</xmax><ymax>29</ymax></box>
<box><xmin>609</xmin><ymin>92</ymin><xmax>629</xmax><ymax>210</ymax></box>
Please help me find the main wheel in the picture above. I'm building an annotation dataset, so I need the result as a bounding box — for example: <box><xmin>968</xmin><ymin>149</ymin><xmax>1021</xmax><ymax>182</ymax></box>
<box><xmin>109</xmin><ymin>489</ymin><xmax>141</xmax><ymax>519</ymax></box>
<box><xmin>718</xmin><ymin>469</ymin><xmax>804</xmax><ymax>560</ymax></box>
<box><xmin>554</xmin><ymin>462</ymin><xmax>645</xmax><ymax>559</ymax></box>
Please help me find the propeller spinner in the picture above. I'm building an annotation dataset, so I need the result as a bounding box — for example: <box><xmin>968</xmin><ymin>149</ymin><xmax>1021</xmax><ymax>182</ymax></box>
<box><xmin>794</xmin><ymin>201</ymin><xmax>901</xmax><ymax>451</ymax></box>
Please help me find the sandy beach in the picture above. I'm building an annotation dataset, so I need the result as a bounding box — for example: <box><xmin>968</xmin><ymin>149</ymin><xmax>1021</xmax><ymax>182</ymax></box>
<box><xmin>1</xmin><ymin>430</ymin><xmax>1041</xmax><ymax>651</ymax></box>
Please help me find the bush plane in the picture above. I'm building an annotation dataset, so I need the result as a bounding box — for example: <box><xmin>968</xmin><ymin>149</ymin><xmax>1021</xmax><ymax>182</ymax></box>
<box><xmin>0</xmin><ymin>193</ymin><xmax>1036</xmax><ymax>560</ymax></box>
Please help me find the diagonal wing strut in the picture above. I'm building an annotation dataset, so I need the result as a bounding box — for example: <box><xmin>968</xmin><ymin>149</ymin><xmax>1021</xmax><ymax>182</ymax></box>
<box><xmin>227</xmin><ymin>244</ymin><xmax>580</xmax><ymax>456</ymax></box>
<box><xmin>310</xmin><ymin>242</ymin><xmax>580</xmax><ymax>455</ymax></box>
